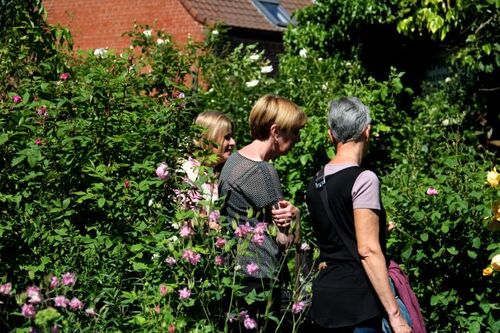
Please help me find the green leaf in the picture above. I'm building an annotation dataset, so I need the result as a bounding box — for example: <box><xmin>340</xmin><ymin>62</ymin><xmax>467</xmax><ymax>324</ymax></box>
<box><xmin>0</xmin><ymin>133</ymin><xmax>8</xmax><ymax>146</ymax></box>
<box><xmin>402</xmin><ymin>246</ymin><xmax>413</xmax><ymax>260</ymax></box>
<box><xmin>472</xmin><ymin>237</ymin><xmax>481</xmax><ymax>249</ymax></box>
<box><xmin>11</xmin><ymin>155</ymin><xmax>26</xmax><ymax>167</ymax></box>
<box><xmin>420</xmin><ymin>233</ymin><xmax>429</xmax><ymax>242</ymax></box>
<box><xmin>130</xmin><ymin>244</ymin><xmax>144</xmax><ymax>252</ymax></box>
<box><xmin>132</xmin><ymin>262</ymin><xmax>148</xmax><ymax>271</ymax></box>
<box><xmin>447</xmin><ymin>247</ymin><xmax>458</xmax><ymax>255</ymax></box>
<box><xmin>467</xmin><ymin>250</ymin><xmax>477</xmax><ymax>259</ymax></box>
<box><xmin>97</xmin><ymin>197</ymin><xmax>106</xmax><ymax>208</ymax></box>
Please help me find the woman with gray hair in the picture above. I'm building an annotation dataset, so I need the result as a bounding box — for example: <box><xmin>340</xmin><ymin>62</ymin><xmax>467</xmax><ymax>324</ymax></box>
<box><xmin>306</xmin><ymin>97</ymin><xmax>412</xmax><ymax>332</ymax></box>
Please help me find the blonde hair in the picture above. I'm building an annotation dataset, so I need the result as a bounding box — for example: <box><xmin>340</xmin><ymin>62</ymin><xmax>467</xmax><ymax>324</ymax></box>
<box><xmin>249</xmin><ymin>95</ymin><xmax>307</xmax><ymax>140</ymax></box>
<box><xmin>195</xmin><ymin>111</ymin><xmax>234</xmax><ymax>154</ymax></box>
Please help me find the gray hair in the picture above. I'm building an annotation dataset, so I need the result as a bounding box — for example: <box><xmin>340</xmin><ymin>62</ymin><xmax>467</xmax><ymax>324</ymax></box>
<box><xmin>327</xmin><ymin>97</ymin><xmax>371</xmax><ymax>143</ymax></box>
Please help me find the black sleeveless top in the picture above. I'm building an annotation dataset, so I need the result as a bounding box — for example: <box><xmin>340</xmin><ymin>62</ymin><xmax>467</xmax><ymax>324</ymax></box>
<box><xmin>306</xmin><ymin>166</ymin><xmax>387</xmax><ymax>328</ymax></box>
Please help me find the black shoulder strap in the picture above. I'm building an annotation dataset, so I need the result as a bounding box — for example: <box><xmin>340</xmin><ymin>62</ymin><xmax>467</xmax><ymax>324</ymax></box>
<box><xmin>315</xmin><ymin>167</ymin><xmax>361</xmax><ymax>263</ymax></box>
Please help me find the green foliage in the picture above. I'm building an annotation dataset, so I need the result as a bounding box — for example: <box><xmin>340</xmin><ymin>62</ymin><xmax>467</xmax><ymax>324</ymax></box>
<box><xmin>383</xmin><ymin>82</ymin><xmax>498</xmax><ymax>332</ymax></box>
<box><xmin>395</xmin><ymin>0</ymin><xmax>499</xmax><ymax>73</ymax></box>
<box><xmin>0</xmin><ymin>0</ymin><xmax>72</xmax><ymax>93</ymax></box>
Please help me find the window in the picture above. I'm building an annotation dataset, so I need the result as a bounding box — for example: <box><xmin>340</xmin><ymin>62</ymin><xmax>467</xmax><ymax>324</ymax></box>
<box><xmin>253</xmin><ymin>0</ymin><xmax>292</xmax><ymax>27</ymax></box>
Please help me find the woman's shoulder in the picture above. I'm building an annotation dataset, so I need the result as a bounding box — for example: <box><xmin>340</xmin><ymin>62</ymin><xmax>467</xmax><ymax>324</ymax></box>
<box><xmin>358</xmin><ymin>169</ymin><xmax>379</xmax><ymax>182</ymax></box>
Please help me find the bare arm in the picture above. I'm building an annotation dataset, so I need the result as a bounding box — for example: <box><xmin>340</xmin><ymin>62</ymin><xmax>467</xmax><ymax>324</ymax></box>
<box><xmin>354</xmin><ymin>208</ymin><xmax>412</xmax><ymax>333</ymax></box>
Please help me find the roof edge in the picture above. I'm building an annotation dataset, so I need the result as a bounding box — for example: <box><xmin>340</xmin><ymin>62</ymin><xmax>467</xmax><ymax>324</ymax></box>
<box><xmin>178</xmin><ymin>0</ymin><xmax>211</xmax><ymax>25</ymax></box>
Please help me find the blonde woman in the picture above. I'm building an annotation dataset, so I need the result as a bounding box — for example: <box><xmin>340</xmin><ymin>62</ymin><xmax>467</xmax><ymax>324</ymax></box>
<box><xmin>181</xmin><ymin>111</ymin><xmax>236</xmax><ymax>203</ymax></box>
<box><xmin>219</xmin><ymin>95</ymin><xmax>307</xmax><ymax>332</ymax></box>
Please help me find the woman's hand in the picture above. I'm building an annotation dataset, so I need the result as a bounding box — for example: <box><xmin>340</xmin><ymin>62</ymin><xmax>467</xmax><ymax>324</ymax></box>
<box><xmin>272</xmin><ymin>200</ymin><xmax>300</xmax><ymax>249</ymax></box>
<box><xmin>271</xmin><ymin>200</ymin><xmax>299</xmax><ymax>228</ymax></box>
<box><xmin>388</xmin><ymin>310</ymin><xmax>413</xmax><ymax>333</ymax></box>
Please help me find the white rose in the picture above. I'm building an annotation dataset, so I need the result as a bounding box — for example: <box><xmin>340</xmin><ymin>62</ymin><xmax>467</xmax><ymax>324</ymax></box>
<box><xmin>260</xmin><ymin>65</ymin><xmax>273</xmax><ymax>74</ymax></box>
<box><xmin>445</xmin><ymin>77</ymin><xmax>451</xmax><ymax>83</ymax></box>
<box><xmin>93</xmin><ymin>48</ymin><xmax>108</xmax><ymax>58</ymax></box>
<box><xmin>167</xmin><ymin>235</ymin><xmax>179</xmax><ymax>243</ymax></box>
<box><xmin>211</xmin><ymin>30</ymin><xmax>219</xmax><ymax>35</ymax></box>
<box><xmin>442</xmin><ymin>119</ymin><xmax>450</xmax><ymax>126</ymax></box>
<box><xmin>143</xmin><ymin>29</ymin><xmax>152</xmax><ymax>37</ymax></box>
<box><xmin>299</xmin><ymin>48</ymin><xmax>307</xmax><ymax>58</ymax></box>
<box><xmin>245</xmin><ymin>79</ymin><xmax>259</xmax><ymax>88</ymax></box>
<box><xmin>491</xmin><ymin>254</ymin><xmax>500</xmax><ymax>271</ymax></box>
<box><xmin>249</xmin><ymin>54</ymin><xmax>260</xmax><ymax>61</ymax></box>
<box><xmin>156</xmin><ymin>38</ymin><xmax>165</xmax><ymax>45</ymax></box>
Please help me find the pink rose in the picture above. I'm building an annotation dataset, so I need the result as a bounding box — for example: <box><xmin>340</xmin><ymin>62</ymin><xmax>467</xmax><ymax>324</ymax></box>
<box><xmin>35</xmin><ymin>138</ymin><xmax>42</xmax><ymax>145</ymax></box>
<box><xmin>36</xmin><ymin>106</ymin><xmax>48</xmax><ymax>117</ymax></box>
<box><xmin>208</xmin><ymin>210</ymin><xmax>220</xmax><ymax>224</ymax></box>
<box><xmin>164</xmin><ymin>257</ymin><xmax>177</xmax><ymax>266</ymax></box>
<box><xmin>54</xmin><ymin>295</ymin><xmax>69</xmax><ymax>308</ymax></box>
<box><xmin>215</xmin><ymin>237</ymin><xmax>226</xmax><ymax>248</ymax></box>
<box><xmin>49</xmin><ymin>276</ymin><xmax>59</xmax><ymax>289</ymax></box>
<box><xmin>243</xmin><ymin>315</ymin><xmax>257</xmax><ymax>330</ymax></box>
<box><xmin>246</xmin><ymin>262</ymin><xmax>260</xmax><ymax>276</ymax></box>
<box><xmin>124</xmin><ymin>180</ymin><xmax>130</xmax><ymax>188</ymax></box>
<box><xmin>215</xmin><ymin>255</ymin><xmax>224</xmax><ymax>266</ymax></box>
<box><xmin>26</xmin><ymin>286</ymin><xmax>42</xmax><ymax>304</ymax></box>
<box><xmin>61</xmin><ymin>272</ymin><xmax>76</xmax><ymax>286</ymax></box>
<box><xmin>168</xmin><ymin>323</ymin><xmax>176</xmax><ymax>333</ymax></box>
<box><xmin>254</xmin><ymin>222</ymin><xmax>268</xmax><ymax>235</ymax></box>
<box><xmin>234</xmin><ymin>223</ymin><xmax>252</xmax><ymax>238</ymax></box>
<box><xmin>21</xmin><ymin>303</ymin><xmax>36</xmax><ymax>318</ymax></box>
<box><xmin>426</xmin><ymin>187</ymin><xmax>438</xmax><ymax>196</ymax></box>
<box><xmin>182</xmin><ymin>249</ymin><xmax>201</xmax><ymax>265</ymax></box>
<box><xmin>292</xmin><ymin>301</ymin><xmax>305</xmax><ymax>314</ymax></box>
<box><xmin>12</xmin><ymin>95</ymin><xmax>22</xmax><ymax>104</ymax></box>
<box><xmin>179</xmin><ymin>224</ymin><xmax>193</xmax><ymax>238</ymax></box>
<box><xmin>156</xmin><ymin>162</ymin><xmax>170</xmax><ymax>180</ymax></box>
<box><xmin>59</xmin><ymin>73</ymin><xmax>70</xmax><ymax>81</ymax></box>
<box><xmin>69</xmin><ymin>297</ymin><xmax>84</xmax><ymax>310</ymax></box>
<box><xmin>0</xmin><ymin>282</ymin><xmax>12</xmax><ymax>295</ymax></box>
<box><xmin>159</xmin><ymin>284</ymin><xmax>169</xmax><ymax>296</ymax></box>
<box><xmin>178</xmin><ymin>287</ymin><xmax>191</xmax><ymax>300</ymax></box>
<box><xmin>252</xmin><ymin>233</ymin><xmax>265</xmax><ymax>246</ymax></box>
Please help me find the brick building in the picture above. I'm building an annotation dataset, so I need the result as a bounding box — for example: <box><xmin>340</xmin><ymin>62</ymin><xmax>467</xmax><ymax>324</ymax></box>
<box><xmin>43</xmin><ymin>0</ymin><xmax>311</xmax><ymax>59</ymax></box>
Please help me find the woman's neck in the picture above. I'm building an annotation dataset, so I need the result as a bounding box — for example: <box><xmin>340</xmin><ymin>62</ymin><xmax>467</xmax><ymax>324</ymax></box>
<box><xmin>330</xmin><ymin>141</ymin><xmax>364</xmax><ymax>165</ymax></box>
<box><xmin>239</xmin><ymin>139</ymin><xmax>275</xmax><ymax>162</ymax></box>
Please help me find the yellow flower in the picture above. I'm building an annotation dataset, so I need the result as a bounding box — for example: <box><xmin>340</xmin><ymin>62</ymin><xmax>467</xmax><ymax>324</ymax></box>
<box><xmin>483</xmin><ymin>267</ymin><xmax>493</xmax><ymax>276</ymax></box>
<box><xmin>491</xmin><ymin>254</ymin><xmax>500</xmax><ymax>271</ymax></box>
<box><xmin>486</xmin><ymin>167</ymin><xmax>500</xmax><ymax>188</ymax></box>
<box><xmin>493</xmin><ymin>202</ymin><xmax>500</xmax><ymax>222</ymax></box>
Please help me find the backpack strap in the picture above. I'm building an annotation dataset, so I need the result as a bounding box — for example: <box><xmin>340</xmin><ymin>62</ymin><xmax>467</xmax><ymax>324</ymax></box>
<box><xmin>315</xmin><ymin>167</ymin><xmax>361</xmax><ymax>263</ymax></box>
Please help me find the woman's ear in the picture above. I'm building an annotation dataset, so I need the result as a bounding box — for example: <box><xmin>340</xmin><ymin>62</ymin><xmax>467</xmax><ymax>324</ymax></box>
<box><xmin>327</xmin><ymin>128</ymin><xmax>336</xmax><ymax>144</ymax></box>
<box><xmin>270</xmin><ymin>124</ymin><xmax>279</xmax><ymax>141</ymax></box>
<box><xmin>363</xmin><ymin>124</ymin><xmax>371</xmax><ymax>141</ymax></box>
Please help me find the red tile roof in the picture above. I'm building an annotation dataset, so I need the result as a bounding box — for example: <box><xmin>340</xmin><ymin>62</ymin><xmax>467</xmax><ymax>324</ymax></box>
<box><xmin>179</xmin><ymin>0</ymin><xmax>312</xmax><ymax>32</ymax></box>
